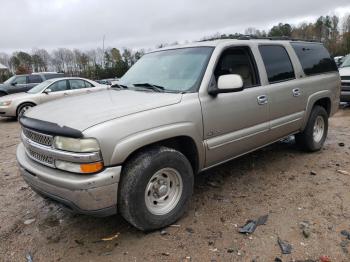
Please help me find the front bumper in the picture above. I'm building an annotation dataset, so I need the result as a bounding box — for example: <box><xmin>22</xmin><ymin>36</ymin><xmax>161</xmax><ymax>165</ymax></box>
<box><xmin>17</xmin><ymin>143</ymin><xmax>121</xmax><ymax>216</ymax></box>
<box><xmin>0</xmin><ymin>105</ymin><xmax>16</xmax><ymax>117</ymax></box>
<box><xmin>341</xmin><ymin>91</ymin><xmax>350</xmax><ymax>102</ymax></box>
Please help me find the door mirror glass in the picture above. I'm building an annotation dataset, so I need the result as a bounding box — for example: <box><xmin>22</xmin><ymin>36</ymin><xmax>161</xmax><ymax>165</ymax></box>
<box><xmin>11</xmin><ymin>82</ymin><xmax>17</xmax><ymax>86</ymax></box>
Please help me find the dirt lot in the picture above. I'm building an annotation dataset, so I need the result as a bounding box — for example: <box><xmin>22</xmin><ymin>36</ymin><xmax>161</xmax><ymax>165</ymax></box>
<box><xmin>1</xmin><ymin>108</ymin><xmax>350</xmax><ymax>262</ymax></box>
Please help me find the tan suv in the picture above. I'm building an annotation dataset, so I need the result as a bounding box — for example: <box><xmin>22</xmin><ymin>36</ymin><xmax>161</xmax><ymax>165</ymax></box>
<box><xmin>16</xmin><ymin>39</ymin><xmax>340</xmax><ymax>231</ymax></box>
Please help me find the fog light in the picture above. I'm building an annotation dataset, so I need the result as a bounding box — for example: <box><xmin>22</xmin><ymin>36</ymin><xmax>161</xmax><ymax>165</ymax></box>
<box><xmin>55</xmin><ymin>160</ymin><xmax>104</xmax><ymax>174</ymax></box>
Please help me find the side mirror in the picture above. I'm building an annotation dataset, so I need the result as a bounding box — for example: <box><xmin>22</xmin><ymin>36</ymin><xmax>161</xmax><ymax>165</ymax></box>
<box><xmin>11</xmin><ymin>82</ymin><xmax>17</xmax><ymax>86</ymax></box>
<box><xmin>43</xmin><ymin>88</ymin><xmax>52</xmax><ymax>94</ymax></box>
<box><xmin>209</xmin><ymin>74</ymin><xmax>244</xmax><ymax>96</ymax></box>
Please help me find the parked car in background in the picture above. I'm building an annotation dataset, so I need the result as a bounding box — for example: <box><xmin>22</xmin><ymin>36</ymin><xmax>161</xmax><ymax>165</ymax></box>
<box><xmin>0</xmin><ymin>77</ymin><xmax>108</xmax><ymax>118</ymax></box>
<box><xmin>95</xmin><ymin>78</ymin><xmax>119</xmax><ymax>85</ymax></box>
<box><xmin>17</xmin><ymin>39</ymin><xmax>340</xmax><ymax>231</ymax></box>
<box><xmin>0</xmin><ymin>72</ymin><xmax>64</xmax><ymax>97</ymax></box>
<box><xmin>334</xmin><ymin>56</ymin><xmax>344</xmax><ymax>67</ymax></box>
<box><xmin>339</xmin><ymin>55</ymin><xmax>350</xmax><ymax>102</ymax></box>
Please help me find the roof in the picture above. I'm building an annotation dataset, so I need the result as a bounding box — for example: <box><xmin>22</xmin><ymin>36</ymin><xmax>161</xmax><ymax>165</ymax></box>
<box><xmin>0</xmin><ymin>63</ymin><xmax>8</xmax><ymax>70</ymax></box>
<box><xmin>150</xmin><ymin>38</ymin><xmax>322</xmax><ymax>53</ymax></box>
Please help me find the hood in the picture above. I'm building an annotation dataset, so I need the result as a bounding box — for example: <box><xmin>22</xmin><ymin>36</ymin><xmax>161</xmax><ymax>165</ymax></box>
<box><xmin>0</xmin><ymin>83</ymin><xmax>10</xmax><ymax>91</ymax></box>
<box><xmin>25</xmin><ymin>89</ymin><xmax>183</xmax><ymax>131</ymax></box>
<box><xmin>339</xmin><ymin>67</ymin><xmax>350</xmax><ymax>77</ymax></box>
<box><xmin>0</xmin><ymin>92</ymin><xmax>34</xmax><ymax>102</ymax></box>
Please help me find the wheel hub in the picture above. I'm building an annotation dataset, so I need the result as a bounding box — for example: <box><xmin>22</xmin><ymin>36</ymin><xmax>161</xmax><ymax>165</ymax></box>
<box><xmin>145</xmin><ymin>168</ymin><xmax>183</xmax><ymax>215</ymax></box>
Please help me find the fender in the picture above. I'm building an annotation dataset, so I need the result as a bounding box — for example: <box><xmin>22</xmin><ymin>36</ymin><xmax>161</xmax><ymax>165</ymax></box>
<box><xmin>110</xmin><ymin>122</ymin><xmax>205</xmax><ymax>169</ymax></box>
<box><xmin>301</xmin><ymin>90</ymin><xmax>331</xmax><ymax>130</ymax></box>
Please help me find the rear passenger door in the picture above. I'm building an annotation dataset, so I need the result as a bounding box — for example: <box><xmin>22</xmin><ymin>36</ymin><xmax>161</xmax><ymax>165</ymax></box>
<box><xmin>258</xmin><ymin>44</ymin><xmax>306</xmax><ymax>138</ymax></box>
<box><xmin>26</xmin><ymin>75</ymin><xmax>43</xmax><ymax>90</ymax></box>
<box><xmin>68</xmin><ymin>79</ymin><xmax>88</xmax><ymax>95</ymax></box>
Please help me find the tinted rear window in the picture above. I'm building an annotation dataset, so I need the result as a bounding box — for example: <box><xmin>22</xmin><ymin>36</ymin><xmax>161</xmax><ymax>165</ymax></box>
<box><xmin>44</xmin><ymin>73</ymin><xmax>65</xmax><ymax>80</ymax></box>
<box><xmin>291</xmin><ymin>43</ymin><xmax>338</xmax><ymax>76</ymax></box>
<box><xmin>259</xmin><ymin>45</ymin><xmax>295</xmax><ymax>84</ymax></box>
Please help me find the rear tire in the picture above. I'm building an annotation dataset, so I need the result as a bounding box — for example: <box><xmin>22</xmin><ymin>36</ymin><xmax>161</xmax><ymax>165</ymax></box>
<box><xmin>17</xmin><ymin>103</ymin><xmax>34</xmax><ymax>119</ymax></box>
<box><xmin>118</xmin><ymin>146</ymin><xmax>194</xmax><ymax>231</ymax></box>
<box><xmin>296</xmin><ymin>105</ymin><xmax>328</xmax><ymax>152</ymax></box>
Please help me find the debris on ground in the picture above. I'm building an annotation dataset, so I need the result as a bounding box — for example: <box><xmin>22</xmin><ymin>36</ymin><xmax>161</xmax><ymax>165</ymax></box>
<box><xmin>238</xmin><ymin>214</ymin><xmax>268</xmax><ymax>234</ymax></box>
<box><xmin>319</xmin><ymin>255</ymin><xmax>331</xmax><ymax>262</ymax></box>
<box><xmin>206</xmin><ymin>180</ymin><xmax>221</xmax><ymax>188</ymax></box>
<box><xmin>25</xmin><ymin>253</ymin><xmax>33</xmax><ymax>262</ymax></box>
<box><xmin>310</xmin><ymin>171</ymin><xmax>317</xmax><ymax>176</ymax></box>
<box><xmin>185</xmin><ymin>227</ymin><xmax>194</xmax><ymax>234</ymax></box>
<box><xmin>101</xmin><ymin>233</ymin><xmax>119</xmax><ymax>241</ymax></box>
<box><xmin>337</xmin><ymin>170</ymin><xmax>350</xmax><ymax>176</ymax></box>
<box><xmin>74</xmin><ymin>239</ymin><xmax>84</xmax><ymax>246</ymax></box>
<box><xmin>160</xmin><ymin>229</ymin><xmax>168</xmax><ymax>236</ymax></box>
<box><xmin>299</xmin><ymin>221</ymin><xmax>311</xmax><ymax>238</ymax></box>
<box><xmin>338</xmin><ymin>142</ymin><xmax>345</xmax><ymax>147</ymax></box>
<box><xmin>161</xmin><ymin>252</ymin><xmax>170</xmax><ymax>256</ymax></box>
<box><xmin>274</xmin><ymin>257</ymin><xmax>282</xmax><ymax>262</ymax></box>
<box><xmin>340</xmin><ymin>240</ymin><xmax>349</xmax><ymax>254</ymax></box>
<box><xmin>277</xmin><ymin>238</ymin><xmax>292</xmax><ymax>254</ymax></box>
<box><xmin>341</xmin><ymin>230</ymin><xmax>350</xmax><ymax>240</ymax></box>
<box><xmin>24</xmin><ymin>219</ymin><xmax>36</xmax><ymax>225</ymax></box>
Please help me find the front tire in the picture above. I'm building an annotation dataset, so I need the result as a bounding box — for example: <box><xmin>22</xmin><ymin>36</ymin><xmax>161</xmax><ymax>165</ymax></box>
<box><xmin>17</xmin><ymin>103</ymin><xmax>34</xmax><ymax>119</ymax></box>
<box><xmin>118</xmin><ymin>146</ymin><xmax>194</xmax><ymax>231</ymax></box>
<box><xmin>296</xmin><ymin>105</ymin><xmax>328</xmax><ymax>152</ymax></box>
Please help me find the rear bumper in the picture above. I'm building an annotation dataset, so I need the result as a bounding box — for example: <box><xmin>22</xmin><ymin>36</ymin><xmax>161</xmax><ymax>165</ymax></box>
<box><xmin>16</xmin><ymin>143</ymin><xmax>121</xmax><ymax>216</ymax></box>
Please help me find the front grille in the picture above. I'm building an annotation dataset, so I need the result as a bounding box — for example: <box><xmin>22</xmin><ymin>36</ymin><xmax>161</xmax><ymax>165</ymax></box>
<box><xmin>341</xmin><ymin>76</ymin><xmax>350</xmax><ymax>80</ymax></box>
<box><xmin>342</xmin><ymin>82</ymin><xmax>350</xmax><ymax>87</ymax></box>
<box><xmin>22</xmin><ymin>128</ymin><xmax>53</xmax><ymax>146</ymax></box>
<box><xmin>26</xmin><ymin>147</ymin><xmax>54</xmax><ymax>167</ymax></box>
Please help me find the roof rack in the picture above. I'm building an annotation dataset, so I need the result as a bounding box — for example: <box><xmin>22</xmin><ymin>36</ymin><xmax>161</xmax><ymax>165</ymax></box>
<box><xmin>237</xmin><ymin>35</ymin><xmax>321</xmax><ymax>42</ymax></box>
<box><xmin>198</xmin><ymin>35</ymin><xmax>321</xmax><ymax>43</ymax></box>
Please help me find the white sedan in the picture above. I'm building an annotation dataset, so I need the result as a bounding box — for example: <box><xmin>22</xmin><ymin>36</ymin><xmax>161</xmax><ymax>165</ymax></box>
<box><xmin>0</xmin><ymin>77</ymin><xmax>108</xmax><ymax>118</ymax></box>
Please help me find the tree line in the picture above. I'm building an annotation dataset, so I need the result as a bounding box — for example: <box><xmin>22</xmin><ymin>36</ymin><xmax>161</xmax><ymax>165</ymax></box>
<box><xmin>0</xmin><ymin>13</ymin><xmax>349</xmax><ymax>83</ymax></box>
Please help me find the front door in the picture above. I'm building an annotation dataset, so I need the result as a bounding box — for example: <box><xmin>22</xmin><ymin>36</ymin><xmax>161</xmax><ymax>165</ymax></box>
<box><xmin>200</xmin><ymin>46</ymin><xmax>271</xmax><ymax>167</ymax></box>
<box><xmin>39</xmin><ymin>80</ymin><xmax>70</xmax><ymax>104</ymax></box>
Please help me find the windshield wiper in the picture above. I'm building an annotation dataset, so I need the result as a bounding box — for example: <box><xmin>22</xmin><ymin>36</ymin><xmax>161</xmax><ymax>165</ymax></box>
<box><xmin>132</xmin><ymin>83</ymin><xmax>165</xmax><ymax>92</ymax></box>
<box><xmin>111</xmin><ymin>83</ymin><xmax>129</xmax><ymax>89</ymax></box>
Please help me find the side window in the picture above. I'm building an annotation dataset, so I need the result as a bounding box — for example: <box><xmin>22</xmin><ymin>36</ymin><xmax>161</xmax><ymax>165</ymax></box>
<box><xmin>44</xmin><ymin>74</ymin><xmax>64</xmax><ymax>80</ymax></box>
<box><xmin>27</xmin><ymin>75</ymin><xmax>42</xmax><ymax>84</ymax></box>
<box><xmin>214</xmin><ymin>47</ymin><xmax>260</xmax><ymax>88</ymax></box>
<box><xmin>259</xmin><ymin>45</ymin><xmax>295</xmax><ymax>84</ymax></box>
<box><xmin>14</xmin><ymin>76</ymin><xmax>27</xmax><ymax>85</ymax></box>
<box><xmin>48</xmin><ymin>80</ymin><xmax>68</xmax><ymax>92</ymax></box>
<box><xmin>84</xmin><ymin>81</ymin><xmax>95</xmax><ymax>88</ymax></box>
<box><xmin>291</xmin><ymin>42</ymin><xmax>338</xmax><ymax>76</ymax></box>
<box><xmin>69</xmin><ymin>80</ymin><xmax>86</xmax><ymax>90</ymax></box>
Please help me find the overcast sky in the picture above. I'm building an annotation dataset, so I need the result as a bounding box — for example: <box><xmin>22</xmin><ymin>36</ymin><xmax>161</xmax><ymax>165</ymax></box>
<box><xmin>1</xmin><ymin>0</ymin><xmax>350</xmax><ymax>53</ymax></box>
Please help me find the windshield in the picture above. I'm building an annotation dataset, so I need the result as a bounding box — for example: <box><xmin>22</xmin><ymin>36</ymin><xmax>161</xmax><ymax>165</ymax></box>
<box><xmin>27</xmin><ymin>80</ymin><xmax>54</xmax><ymax>94</ymax></box>
<box><xmin>341</xmin><ymin>56</ymin><xmax>350</xmax><ymax>68</ymax></box>
<box><xmin>3</xmin><ymin>75</ymin><xmax>16</xmax><ymax>84</ymax></box>
<box><xmin>119</xmin><ymin>47</ymin><xmax>214</xmax><ymax>92</ymax></box>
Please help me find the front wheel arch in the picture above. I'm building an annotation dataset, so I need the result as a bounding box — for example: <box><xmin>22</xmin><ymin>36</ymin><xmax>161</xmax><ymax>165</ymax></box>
<box><xmin>16</xmin><ymin>102</ymin><xmax>36</xmax><ymax>118</ymax></box>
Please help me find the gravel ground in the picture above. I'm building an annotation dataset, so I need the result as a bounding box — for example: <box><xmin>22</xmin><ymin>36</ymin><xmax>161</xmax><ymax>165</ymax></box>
<box><xmin>0</xmin><ymin>107</ymin><xmax>350</xmax><ymax>262</ymax></box>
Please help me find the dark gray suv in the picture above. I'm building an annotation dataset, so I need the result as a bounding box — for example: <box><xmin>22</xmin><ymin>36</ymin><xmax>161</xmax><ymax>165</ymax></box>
<box><xmin>0</xmin><ymin>72</ymin><xmax>64</xmax><ymax>96</ymax></box>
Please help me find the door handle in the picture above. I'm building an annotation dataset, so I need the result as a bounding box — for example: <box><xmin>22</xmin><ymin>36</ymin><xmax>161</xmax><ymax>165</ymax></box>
<box><xmin>292</xmin><ymin>88</ymin><xmax>301</xmax><ymax>97</ymax></box>
<box><xmin>257</xmin><ymin>95</ymin><xmax>268</xmax><ymax>105</ymax></box>
<box><xmin>63</xmin><ymin>93</ymin><xmax>69</xmax><ymax>96</ymax></box>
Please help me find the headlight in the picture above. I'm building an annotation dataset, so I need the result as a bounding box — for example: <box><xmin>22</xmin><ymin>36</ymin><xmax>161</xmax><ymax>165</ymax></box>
<box><xmin>53</xmin><ymin>136</ymin><xmax>100</xmax><ymax>153</ymax></box>
<box><xmin>0</xmin><ymin>101</ymin><xmax>11</xmax><ymax>106</ymax></box>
